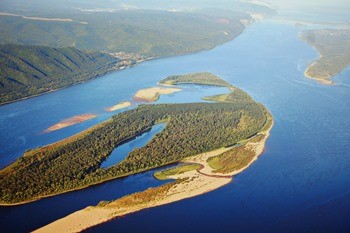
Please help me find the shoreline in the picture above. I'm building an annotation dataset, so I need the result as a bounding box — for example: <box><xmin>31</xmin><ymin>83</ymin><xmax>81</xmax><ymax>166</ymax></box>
<box><xmin>0</xmin><ymin>65</ymin><xmax>120</xmax><ymax>107</ymax></box>
<box><xmin>34</xmin><ymin>117</ymin><xmax>273</xmax><ymax>233</ymax></box>
<box><xmin>303</xmin><ymin>68</ymin><xmax>334</xmax><ymax>85</ymax></box>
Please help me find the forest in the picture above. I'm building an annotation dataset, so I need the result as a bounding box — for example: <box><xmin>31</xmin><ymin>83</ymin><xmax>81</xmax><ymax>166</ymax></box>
<box><xmin>159</xmin><ymin>72</ymin><xmax>233</xmax><ymax>89</ymax></box>
<box><xmin>0</xmin><ymin>9</ymin><xmax>247</xmax><ymax>58</ymax></box>
<box><xmin>0</xmin><ymin>44</ymin><xmax>119</xmax><ymax>104</ymax></box>
<box><xmin>0</xmin><ymin>87</ymin><xmax>269</xmax><ymax>204</ymax></box>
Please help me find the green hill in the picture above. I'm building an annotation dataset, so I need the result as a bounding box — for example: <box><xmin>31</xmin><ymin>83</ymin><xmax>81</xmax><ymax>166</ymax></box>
<box><xmin>0</xmin><ymin>44</ymin><xmax>119</xmax><ymax>104</ymax></box>
<box><xmin>0</xmin><ymin>10</ymin><xmax>246</xmax><ymax>57</ymax></box>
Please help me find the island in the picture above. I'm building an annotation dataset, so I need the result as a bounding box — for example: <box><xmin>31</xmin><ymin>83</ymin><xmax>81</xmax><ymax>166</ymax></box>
<box><xmin>34</xmin><ymin>91</ymin><xmax>273</xmax><ymax>233</ymax></box>
<box><xmin>105</xmin><ymin>101</ymin><xmax>132</xmax><ymax>112</ymax></box>
<box><xmin>301</xmin><ymin>29</ymin><xmax>350</xmax><ymax>85</ymax></box>
<box><xmin>0</xmin><ymin>73</ymin><xmax>272</xmax><ymax>217</ymax></box>
<box><xmin>159</xmin><ymin>72</ymin><xmax>234</xmax><ymax>90</ymax></box>
<box><xmin>133</xmin><ymin>87</ymin><xmax>182</xmax><ymax>102</ymax></box>
<box><xmin>43</xmin><ymin>114</ymin><xmax>97</xmax><ymax>133</ymax></box>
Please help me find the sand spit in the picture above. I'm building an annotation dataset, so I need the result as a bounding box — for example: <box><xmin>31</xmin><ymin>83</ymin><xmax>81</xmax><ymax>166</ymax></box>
<box><xmin>43</xmin><ymin>114</ymin><xmax>97</xmax><ymax>133</ymax></box>
<box><xmin>105</xmin><ymin>101</ymin><xmax>132</xmax><ymax>112</ymax></box>
<box><xmin>133</xmin><ymin>87</ymin><xmax>181</xmax><ymax>102</ymax></box>
<box><xmin>34</xmin><ymin>120</ymin><xmax>273</xmax><ymax>233</ymax></box>
<box><xmin>304</xmin><ymin>65</ymin><xmax>334</xmax><ymax>85</ymax></box>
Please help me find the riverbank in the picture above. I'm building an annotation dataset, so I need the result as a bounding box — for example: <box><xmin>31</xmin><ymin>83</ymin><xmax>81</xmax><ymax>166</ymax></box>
<box><xmin>34</xmin><ymin>116</ymin><xmax>273</xmax><ymax>233</ymax></box>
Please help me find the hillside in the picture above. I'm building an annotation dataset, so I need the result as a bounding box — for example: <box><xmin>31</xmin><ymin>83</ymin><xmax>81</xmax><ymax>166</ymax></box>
<box><xmin>0</xmin><ymin>44</ymin><xmax>119</xmax><ymax>104</ymax></box>
<box><xmin>0</xmin><ymin>10</ymin><xmax>246</xmax><ymax>57</ymax></box>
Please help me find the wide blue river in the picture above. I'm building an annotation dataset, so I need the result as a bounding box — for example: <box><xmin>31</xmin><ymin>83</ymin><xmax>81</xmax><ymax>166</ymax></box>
<box><xmin>1</xmin><ymin>19</ymin><xmax>350</xmax><ymax>232</ymax></box>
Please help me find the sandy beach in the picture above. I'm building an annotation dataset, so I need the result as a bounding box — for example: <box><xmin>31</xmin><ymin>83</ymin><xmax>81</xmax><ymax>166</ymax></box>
<box><xmin>43</xmin><ymin>114</ymin><xmax>97</xmax><ymax>133</ymax></box>
<box><xmin>133</xmin><ymin>87</ymin><xmax>181</xmax><ymax>102</ymax></box>
<box><xmin>105</xmin><ymin>101</ymin><xmax>132</xmax><ymax>112</ymax></box>
<box><xmin>34</xmin><ymin>118</ymin><xmax>273</xmax><ymax>233</ymax></box>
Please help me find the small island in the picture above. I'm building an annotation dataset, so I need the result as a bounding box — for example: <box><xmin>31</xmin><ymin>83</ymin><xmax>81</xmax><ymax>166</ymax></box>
<box><xmin>301</xmin><ymin>29</ymin><xmax>350</xmax><ymax>85</ymax></box>
<box><xmin>43</xmin><ymin>114</ymin><xmax>97</xmax><ymax>133</ymax></box>
<box><xmin>105</xmin><ymin>101</ymin><xmax>132</xmax><ymax>112</ymax></box>
<box><xmin>133</xmin><ymin>87</ymin><xmax>181</xmax><ymax>102</ymax></box>
<box><xmin>159</xmin><ymin>72</ymin><xmax>234</xmax><ymax>90</ymax></box>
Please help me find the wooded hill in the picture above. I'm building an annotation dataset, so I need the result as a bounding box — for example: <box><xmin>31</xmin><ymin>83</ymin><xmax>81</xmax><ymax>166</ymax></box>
<box><xmin>0</xmin><ymin>10</ymin><xmax>247</xmax><ymax>57</ymax></box>
<box><xmin>0</xmin><ymin>44</ymin><xmax>119</xmax><ymax>104</ymax></box>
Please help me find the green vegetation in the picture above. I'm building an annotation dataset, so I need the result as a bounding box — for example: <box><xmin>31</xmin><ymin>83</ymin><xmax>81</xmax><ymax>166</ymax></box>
<box><xmin>207</xmin><ymin>145</ymin><xmax>256</xmax><ymax>174</ymax></box>
<box><xmin>154</xmin><ymin>164</ymin><xmax>201</xmax><ymax>180</ymax></box>
<box><xmin>202</xmin><ymin>88</ymin><xmax>254</xmax><ymax>103</ymax></box>
<box><xmin>0</xmin><ymin>86</ymin><xmax>269</xmax><ymax>204</ymax></box>
<box><xmin>0</xmin><ymin>10</ymin><xmax>245</xmax><ymax>57</ymax></box>
<box><xmin>159</xmin><ymin>72</ymin><xmax>233</xmax><ymax>89</ymax></box>
<box><xmin>0</xmin><ymin>44</ymin><xmax>119</xmax><ymax>104</ymax></box>
<box><xmin>208</xmin><ymin>113</ymin><xmax>273</xmax><ymax>174</ymax></box>
<box><xmin>301</xmin><ymin>29</ymin><xmax>350</xmax><ymax>83</ymax></box>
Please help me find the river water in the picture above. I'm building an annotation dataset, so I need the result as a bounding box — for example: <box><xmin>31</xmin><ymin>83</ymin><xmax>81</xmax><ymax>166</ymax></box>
<box><xmin>1</xmin><ymin>19</ymin><xmax>350</xmax><ymax>232</ymax></box>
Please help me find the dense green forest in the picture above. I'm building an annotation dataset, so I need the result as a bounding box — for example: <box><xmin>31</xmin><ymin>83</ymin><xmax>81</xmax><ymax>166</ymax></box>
<box><xmin>0</xmin><ymin>44</ymin><xmax>119</xmax><ymax>104</ymax></box>
<box><xmin>0</xmin><ymin>86</ymin><xmax>269</xmax><ymax>204</ymax></box>
<box><xmin>0</xmin><ymin>10</ymin><xmax>246</xmax><ymax>57</ymax></box>
<box><xmin>159</xmin><ymin>72</ymin><xmax>233</xmax><ymax>89</ymax></box>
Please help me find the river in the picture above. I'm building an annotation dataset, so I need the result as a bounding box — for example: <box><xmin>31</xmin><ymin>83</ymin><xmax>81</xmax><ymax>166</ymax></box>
<box><xmin>1</xmin><ymin>19</ymin><xmax>350</xmax><ymax>232</ymax></box>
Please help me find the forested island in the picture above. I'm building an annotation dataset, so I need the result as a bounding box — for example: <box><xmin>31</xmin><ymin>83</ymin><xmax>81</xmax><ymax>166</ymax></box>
<box><xmin>0</xmin><ymin>44</ymin><xmax>120</xmax><ymax>104</ymax></box>
<box><xmin>159</xmin><ymin>72</ymin><xmax>234</xmax><ymax>89</ymax></box>
<box><xmin>34</xmin><ymin>75</ymin><xmax>273</xmax><ymax>233</ymax></box>
<box><xmin>0</xmin><ymin>73</ymin><xmax>271</xmax><ymax>205</ymax></box>
<box><xmin>301</xmin><ymin>29</ymin><xmax>350</xmax><ymax>84</ymax></box>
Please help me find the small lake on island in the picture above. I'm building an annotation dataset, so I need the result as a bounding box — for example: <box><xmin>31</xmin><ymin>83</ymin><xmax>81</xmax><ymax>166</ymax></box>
<box><xmin>101</xmin><ymin>123</ymin><xmax>166</xmax><ymax>169</ymax></box>
<box><xmin>1</xmin><ymin>19</ymin><xmax>350</xmax><ymax>232</ymax></box>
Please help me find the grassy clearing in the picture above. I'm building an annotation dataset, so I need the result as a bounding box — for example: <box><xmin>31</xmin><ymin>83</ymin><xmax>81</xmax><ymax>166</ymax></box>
<box><xmin>207</xmin><ymin>145</ymin><xmax>256</xmax><ymax>174</ymax></box>
<box><xmin>154</xmin><ymin>164</ymin><xmax>201</xmax><ymax>180</ymax></box>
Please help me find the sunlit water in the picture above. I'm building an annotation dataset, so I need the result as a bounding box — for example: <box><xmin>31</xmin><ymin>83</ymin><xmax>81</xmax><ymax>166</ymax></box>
<box><xmin>1</xmin><ymin>19</ymin><xmax>350</xmax><ymax>232</ymax></box>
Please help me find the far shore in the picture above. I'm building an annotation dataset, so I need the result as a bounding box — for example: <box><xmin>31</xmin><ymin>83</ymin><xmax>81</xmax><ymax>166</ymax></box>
<box><xmin>34</xmin><ymin>118</ymin><xmax>273</xmax><ymax>233</ymax></box>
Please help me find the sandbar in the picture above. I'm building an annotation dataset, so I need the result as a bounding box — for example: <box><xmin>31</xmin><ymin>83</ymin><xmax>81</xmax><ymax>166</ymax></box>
<box><xmin>105</xmin><ymin>101</ymin><xmax>132</xmax><ymax>112</ymax></box>
<box><xmin>34</xmin><ymin>118</ymin><xmax>273</xmax><ymax>233</ymax></box>
<box><xmin>43</xmin><ymin>114</ymin><xmax>97</xmax><ymax>133</ymax></box>
<box><xmin>133</xmin><ymin>87</ymin><xmax>181</xmax><ymax>102</ymax></box>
